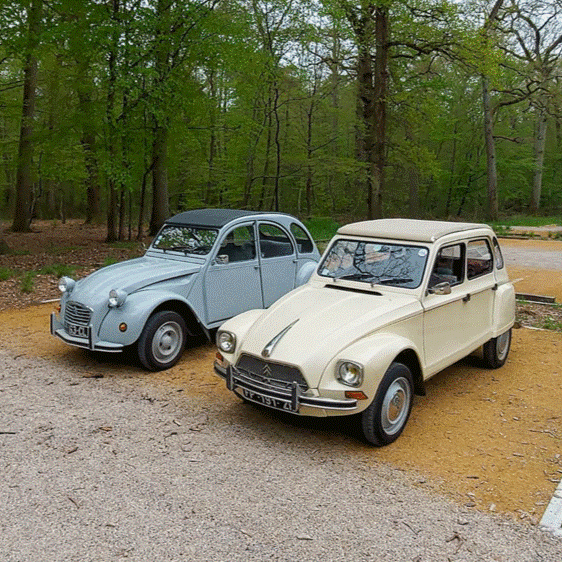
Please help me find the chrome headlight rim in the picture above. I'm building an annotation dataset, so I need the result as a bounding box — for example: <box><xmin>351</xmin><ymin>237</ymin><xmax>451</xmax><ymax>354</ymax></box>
<box><xmin>58</xmin><ymin>276</ymin><xmax>75</xmax><ymax>294</ymax></box>
<box><xmin>108</xmin><ymin>288</ymin><xmax>128</xmax><ymax>308</ymax></box>
<box><xmin>217</xmin><ymin>330</ymin><xmax>236</xmax><ymax>354</ymax></box>
<box><xmin>336</xmin><ymin>360</ymin><xmax>364</xmax><ymax>387</ymax></box>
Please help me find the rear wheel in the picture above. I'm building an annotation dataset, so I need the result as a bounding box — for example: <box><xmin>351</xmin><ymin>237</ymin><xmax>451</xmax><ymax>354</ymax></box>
<box><xmin>138</xmin><ymin>311</ymin><xmax>187</xmax><ymax>371</ymax></box>
<box><xmin>361</xmin><ymin>362</ymin><xmax>413</xmax><ymax>447</ymax></box>
<box><xmin>483</xmin><ymin>328</ymin><xmax>511</xmax><ymax>369</ymax></box>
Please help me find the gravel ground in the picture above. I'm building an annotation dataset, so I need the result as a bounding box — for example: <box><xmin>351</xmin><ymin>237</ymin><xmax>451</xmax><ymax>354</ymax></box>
<box><xmin>1</xmin><ymin>350</ymin><xmax>561</xmax><ymax>562</ymax></box>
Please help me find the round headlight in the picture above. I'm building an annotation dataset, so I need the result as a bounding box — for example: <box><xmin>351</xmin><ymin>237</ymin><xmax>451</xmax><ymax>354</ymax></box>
<box><xmin>336</xmin><ymin>361</ymin><xmax>364</xmax><ymax>387</ymax></box>
<box><xmin>108</xmin><ymin>289</ymin><xmax>127</xmax><ymax>308</ymax></box>
<box><xmin>58</xmin><ymin>276</ymin><xmax>75</xmax><ymax>294</ymax></box>
<box><xmin>217</xmin><ymin>331</ymin><xmax>236</xmax><ymax>354</ymax></box>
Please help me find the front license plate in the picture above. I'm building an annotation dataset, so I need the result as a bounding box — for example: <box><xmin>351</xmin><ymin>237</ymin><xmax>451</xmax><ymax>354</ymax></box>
<box><xmin>68</xmin><ymin>324</ymin><xmax>90</xmax><ymax>338</ymax></box>
<box><xmin>241</xmin><ymin>388</ymin><xmax>294</xmax><ymax>412</ymax></box>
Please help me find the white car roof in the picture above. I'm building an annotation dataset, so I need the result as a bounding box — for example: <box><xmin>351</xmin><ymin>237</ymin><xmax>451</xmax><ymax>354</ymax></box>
<box><xmin>337</xmin><ymin>218</ymin><xmax>492</xmax><ymax>243</ymax></box>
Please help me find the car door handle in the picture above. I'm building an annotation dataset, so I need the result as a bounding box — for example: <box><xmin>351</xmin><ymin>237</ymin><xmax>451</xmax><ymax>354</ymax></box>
<box><xmin>463</xmin><ymin>294</ymin><xmax>471</xmax><ymax>302</ymax></box>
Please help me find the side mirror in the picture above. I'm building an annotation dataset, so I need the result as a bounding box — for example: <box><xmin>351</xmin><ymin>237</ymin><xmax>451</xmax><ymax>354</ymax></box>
<box><xmin>214</xmin><ymin>254</ymin><xmax>229</xmax><ymax>265</ymax></box>
<box><xmin>428</xmin><ymin>281</ymin><xmax>451</xmax><ymax>295</ymax></box>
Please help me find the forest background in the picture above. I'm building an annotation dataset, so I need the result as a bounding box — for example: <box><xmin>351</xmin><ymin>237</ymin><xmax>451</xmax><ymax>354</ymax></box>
<box><xmin>1</xmin><ymin>0</ymin><xmax>561</xmax><ymax>243</ymax></box>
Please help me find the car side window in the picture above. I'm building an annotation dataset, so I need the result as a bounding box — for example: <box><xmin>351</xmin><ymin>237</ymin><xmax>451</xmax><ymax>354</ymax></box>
<box><xmin>216</xmin><ymin>225</ymin><xmax>256</xmax><ymax>263</ymax></box>
<box><xmin>259</xmin><ymin>224</ymin><xmax>294</xmax><ymax>258</ymax></box>
<box><xmin>467</xmin><ymin>239</ymin><xmax>493</xmax><ymax>280</ymax></box>
<box><xmin>492</xmin><ymin>237</ymin><xmax>505</xmax><ymax>269</ymax></box>
<box><xmin>290</xmin><ymin>223</ymin><xmax>314</xmax><ymax>254</ymax></box>
<box><xmin>428</xmin><ymin>244</ymin><xmax>464</xmax><ymax>288</ymax></box>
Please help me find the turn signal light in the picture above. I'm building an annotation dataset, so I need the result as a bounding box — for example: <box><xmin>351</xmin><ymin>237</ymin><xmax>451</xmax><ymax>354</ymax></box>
<box><xmin>345</xmin><ymin>390</ymin><xmax>368</xmax><ymax>400</ymax></box>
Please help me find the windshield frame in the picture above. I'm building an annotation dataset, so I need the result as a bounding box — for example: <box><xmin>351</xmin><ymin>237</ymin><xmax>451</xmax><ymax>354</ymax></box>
<box><xmin>317</xmin><ymin>237</ymin><xmax>430</xmax><ymax>290</ymax></box>
<box><xmin>150</xmin><ymin>224</ymin><xmax>219</xmax><ymax>256</ymax></box>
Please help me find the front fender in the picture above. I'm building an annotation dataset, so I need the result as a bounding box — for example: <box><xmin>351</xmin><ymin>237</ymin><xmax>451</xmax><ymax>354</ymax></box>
<box><xmin>217</xmin><ymin>308</ymin><xmax>265</xmax><ymax>361</ymax></box>
<box><xmin>319</xmin><ymin>332</ymin><xmax>422</xmax><ymax>413</ymax></box>
<box><xmin>98</xmin><ymin>291</ymin><xmax>197</xmax><ymax>346</ymax></box>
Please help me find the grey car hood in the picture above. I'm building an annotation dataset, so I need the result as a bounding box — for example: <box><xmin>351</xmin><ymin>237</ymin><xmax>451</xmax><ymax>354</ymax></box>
<box><xmin>70</xmin><ymin>256</ymin><xmax>200</xmax><ymax>307</ymax></box>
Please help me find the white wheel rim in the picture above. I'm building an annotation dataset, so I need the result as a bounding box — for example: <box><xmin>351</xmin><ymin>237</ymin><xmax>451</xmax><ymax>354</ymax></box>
<box><xmin>381</xmin><ymin>377</ymin><xmax>412</xmax><ymax>436</ymax></box>
<box><xmin>152</xmin><ymin>321</ymin><xmax>182</xmax><ymax>363</ymax></box>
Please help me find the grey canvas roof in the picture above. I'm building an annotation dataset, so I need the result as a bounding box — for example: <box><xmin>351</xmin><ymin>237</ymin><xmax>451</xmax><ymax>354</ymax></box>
<box><xmin>166</xmin><ymin>209</ymin><xmax>264</xmax><ymax>228</ymax></box>
<box><xmin>338</xmin><ymin>218</ymin><xmax>492</xmax><ymax>243</ymax></box>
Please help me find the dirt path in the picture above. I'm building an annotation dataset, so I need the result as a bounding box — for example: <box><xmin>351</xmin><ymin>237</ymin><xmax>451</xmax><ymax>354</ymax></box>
<box><xmin>3</xmin><ymin>302</ymin><xmax>561</xmax><ymax>524</ymax></box>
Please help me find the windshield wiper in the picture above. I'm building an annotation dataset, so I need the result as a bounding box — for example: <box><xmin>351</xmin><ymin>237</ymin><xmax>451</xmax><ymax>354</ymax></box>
<box><xmin>377</xmin><ymin>278</ymin><xmax>414</xmax><ymax>285</ymax></box>
<box><xmin>336</xmin><ymin>272</ymin><xmax>376</xmax><ymax>281</ymax></box>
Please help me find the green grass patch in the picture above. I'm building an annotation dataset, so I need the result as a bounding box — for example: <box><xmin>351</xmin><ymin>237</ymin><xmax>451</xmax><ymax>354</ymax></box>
<box><xmin>20</xmin><ymin>271</ymin><xmax>37</xmax><ymax>293</ymax></box>
<box><xmin>491</xmin><ymin>215</ymin><xmax>561</xmax><ymax>229</ymax></box>
<box><xmin>542</xmin><ymin>317</ymin><xmax>562</xmax><ymax>332</ymax></box>
<box><xmin>304</xmin><ymin>217</ymin><xmax>341</xmax><ymax>241</ymax></box>
<box><xmin>102</xmin><ymin>257</ymin><xmax>119</xmax><ymax>267</ymax></box>
<box><xmin>39</xmin><ymin>263</ymin><xmax>77</xmax><ymax>277</ymax></box>
<box><xmin>0</xmin><ymin>266</ymin><xmax>16</xmax><ymax>281</ymax></box>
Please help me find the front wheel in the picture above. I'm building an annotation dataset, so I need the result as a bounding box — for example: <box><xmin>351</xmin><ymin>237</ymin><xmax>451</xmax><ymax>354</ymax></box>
<box><xmin>483</xmin><ymin>328</ymin><xmax>511</xmax><ymax>369</ymax></box>
<box><xmin>138</xmin><ymin>311</ymin><xmax>187</xmax><ymax>371</ymax></box>
<box><xmin>361</xmin><ymin>362</ymin><xmax>414</xmax><ymax>447</ymax></box>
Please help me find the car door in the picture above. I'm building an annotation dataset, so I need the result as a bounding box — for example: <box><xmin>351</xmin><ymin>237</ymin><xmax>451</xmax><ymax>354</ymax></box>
<box><xmin>205</xmin><ymin>223</ymin><xmax>263</xmax><ymax>324</ymax></box>
<box><xmin>423</xmin><ymin>239</ymin><xmax>496</xmax><ymax>374</ymax></box>
<box><xmin>257</xmin><ymin>222</ymin><xmax>297</xmax><ymax>307</ymax></box>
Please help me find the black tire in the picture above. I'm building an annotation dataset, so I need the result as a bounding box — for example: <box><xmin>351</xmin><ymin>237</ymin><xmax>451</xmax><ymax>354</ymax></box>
<box><xmin>138</xmin><ymin>311</ymin><xmax>187</xmax><ymax>371</ymax></box>
<box><xmin>483</xmin><ymin>328</ymin><xmax>511</xmax><ymax>369</ymax></box>
<box><xmin>361</xmin><ymin>362</ymin><xmax>414</xmax><ymax>447</ymax></box>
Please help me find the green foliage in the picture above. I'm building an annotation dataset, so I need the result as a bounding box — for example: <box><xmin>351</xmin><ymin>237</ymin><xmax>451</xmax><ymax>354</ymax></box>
<box><xmin>102</xmin><ymin>257</ymin><xmax>119</xmax><ymax>268</ymax></box>
<box><xmin>20</xmin><ymin>271</ymin><xmax>37</xmax><ymax>293</ymax></box>
<box><xmin>1</xmin><ymin>0</ymin><xmax>561</xmax><ymax>229</ymax></box>
<box><xmin>39</xmin><ymin>264</ymin><xmax>77</xmax><ymax>277</ymax></box>
<box><xmin>0</xmin><ymin>267</ymin><xmax>16</xmax><ymax>281</ymax></box>
<box><xmin>304</xmin><ymin>217</ymin><xmax>341</xmax><ymax>241</ymax></box>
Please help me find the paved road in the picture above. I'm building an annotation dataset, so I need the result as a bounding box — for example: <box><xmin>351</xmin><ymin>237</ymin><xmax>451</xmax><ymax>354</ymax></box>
<box><xmin>501</xmin><ymin>241</ymin><xmax>562</xmax><ymax>271</ymax></box>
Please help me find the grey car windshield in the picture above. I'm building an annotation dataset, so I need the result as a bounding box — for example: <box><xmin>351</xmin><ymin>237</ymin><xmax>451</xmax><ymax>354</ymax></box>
<box><xmin>319</xmin><ymin>239</ymin><xmax>428</xmax><ymax>289</ymax></box>
<box><xmin>152</xmin><ymin>225</ymin><xmax>218</xmax><ymax>255</ymax></box>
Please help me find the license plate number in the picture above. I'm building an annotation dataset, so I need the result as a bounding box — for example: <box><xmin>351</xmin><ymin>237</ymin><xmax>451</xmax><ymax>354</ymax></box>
<box><xmin>242</xmin><ymin>388</ymin><xmax>294</xmax><ymax>412</ymax></box>
<box><xmin>68</xmin><ymin>324</ymin><xmax>89</xmax><ymax>338</ymax></box>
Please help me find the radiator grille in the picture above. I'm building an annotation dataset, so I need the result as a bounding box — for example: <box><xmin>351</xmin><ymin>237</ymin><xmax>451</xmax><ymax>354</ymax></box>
<box><xmin>236</xmin><ymin>354</ymin><xmax>308</xmax><ymax>391</ymax></box>
<box><xmin>64</xmin><ymin>301</ymin><xmax>92</xmax><ymax>327</ymax></box>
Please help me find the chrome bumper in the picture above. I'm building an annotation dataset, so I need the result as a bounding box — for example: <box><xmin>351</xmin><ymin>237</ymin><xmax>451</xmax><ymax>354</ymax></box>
<box><xmin>50</xmin><ymin>313</ymin><xmax>123</xmax><ymax>353</ymax></box>
<box><xmin>215</xmin><ymin>362</ymin><xmax>357</xmax><ymax>413</ymax></box>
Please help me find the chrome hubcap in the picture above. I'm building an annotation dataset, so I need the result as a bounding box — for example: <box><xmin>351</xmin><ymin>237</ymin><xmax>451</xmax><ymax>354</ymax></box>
<box><xmin>381</xmin><ymin>377</ymin><xmax>412</xmax><ymax>435</ymax></box>
<box><xmin>496</xmin><ymin>330</ymin><xmax>510</xmax><ymax>361</ymax></box>
<box><xmin>152</xmin><ymin>321</ymin><xmax>182</xmax><ymax>362</ymax></box>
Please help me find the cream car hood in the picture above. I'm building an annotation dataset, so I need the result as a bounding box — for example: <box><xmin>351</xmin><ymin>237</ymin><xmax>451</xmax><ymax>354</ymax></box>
<box><xmin>238</xmin><ymin>284</ymin><xmax>422</xmax><ymax>386</ymax></box>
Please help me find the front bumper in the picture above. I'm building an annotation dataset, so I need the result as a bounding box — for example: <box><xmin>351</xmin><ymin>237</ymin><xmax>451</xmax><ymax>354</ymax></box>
<box><xmin>215</xmin><ymin>362</ymin><xmax>357</xmax><ymax>413</ymax></box>
<box><xmin>50</xmin><ymin>313</ymin><xmax>124</xmax><ymax>353</ymax></box>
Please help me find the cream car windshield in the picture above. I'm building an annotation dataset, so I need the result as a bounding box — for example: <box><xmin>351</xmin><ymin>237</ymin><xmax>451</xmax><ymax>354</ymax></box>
<box><xmin>152</xmin><ymin>225</ymin><xmax>218</xmax><ymax>255</ymax></box>
<box><xmin>319</xmin><ymin>239</ymin><xmax>428</xmax><ymax>289</ymax></box>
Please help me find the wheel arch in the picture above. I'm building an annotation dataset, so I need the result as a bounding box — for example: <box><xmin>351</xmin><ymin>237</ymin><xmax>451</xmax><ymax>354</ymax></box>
<box><xmin>150</xmin><ymin>299</ymin><xmax>207</xmax><ymax>339</ymax></box>
<box><xmin>394</xmin><ymin>348</ymin><xmax>425</xmax><ymax>396</ymax></box>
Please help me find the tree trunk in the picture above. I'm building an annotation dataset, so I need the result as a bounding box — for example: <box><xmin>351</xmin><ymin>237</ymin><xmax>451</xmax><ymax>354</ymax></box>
<box><xmin>370</xmin><ymin>5</ymin><xmax>388</xmax><ymax>220</ymax></box>
<box><xmin>482</xmin><ymin>76</ymin><xmax>498</xmax><ymax>221</ymax></box>
<box><xmin>530</xmin><ymin>107</ymin><xmax>548</xmax><ymax>214</ymax></box>
<box><xmin>105</xmin><ymin>0</ymin><xmax>119</xmax><ymax>242</ymax></box>
<box><xmin>12</xmin><ymin>0</ymin><xmax>41</xmax><ymax>232</ymax></box>
<box><xmin>150</xmin><ymin>124</ymin><xmax>170</xmax><ymax>235</ymax></box>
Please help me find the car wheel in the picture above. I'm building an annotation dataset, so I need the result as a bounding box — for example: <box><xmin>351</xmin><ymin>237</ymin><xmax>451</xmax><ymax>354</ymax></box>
<box><xmin>483</xmin><ymin>328</ymin><xmax>511</xmax><ymax>369</ymax></box>
<box><xmin>138</xmin><ymin>311</ymin><xmax>187</xmax><ymax>371</ymax></box>
<box><xmin>361</xmin><ymin>362</ymin><xmax>414</xmax><ymax>447</ymax></box>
